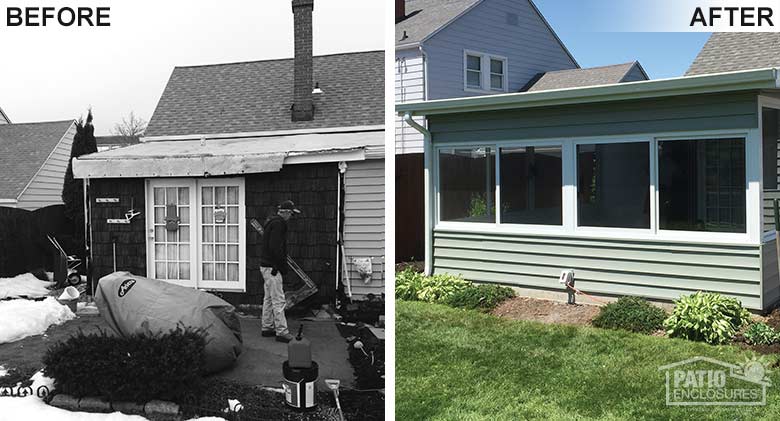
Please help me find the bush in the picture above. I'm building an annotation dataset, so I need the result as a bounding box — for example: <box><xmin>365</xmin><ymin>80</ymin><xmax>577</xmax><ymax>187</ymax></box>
<box><xmin>445</xmin><ymin>284</ymin><xmax>515</xmax><ymax>312</ymax></box>
<box><xmin>395</xmin><ymin>266</ymin><xmax>426</xmax><ymax>301</ymax></box>
<box><xmin>43</xmin><ymin>326</ymin><xmax>206</xmax><ymax>403</ymax></box>
<box><xmin>395</xmin><ymin>269</ymin><xmax>471</xmax><ymax>304</ymax></box>
<box><xmin>744</xmin><ymin>322</ymin><xmax>779</xmax><ymax>345</ymax></box>
<box><xmin>663</xmin><ymin>292</ymin><xmax>752</xmax><ymax>345</ymax></box>
<box><xmin>591</xmin><ymin>296</ymin><xmax>667</xmax><ymax>334</ymax></box>
<box><xmin>417</xmin><ymin>273</ymin><xmax>471</xmax><ymax>303</ymax></box>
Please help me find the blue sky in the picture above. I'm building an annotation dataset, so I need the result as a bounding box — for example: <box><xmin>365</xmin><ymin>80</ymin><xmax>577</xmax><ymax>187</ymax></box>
<box><xmin>534</xmin><ymin>0</ymin><xmax>711</xmax><ymax>79</ymax></box>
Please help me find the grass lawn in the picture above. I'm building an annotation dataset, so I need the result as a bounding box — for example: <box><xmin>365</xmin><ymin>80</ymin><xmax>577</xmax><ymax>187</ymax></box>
<box><xmin>396</xmin><ymin>300</ymin><xmax>780</xmax><ymax>420</ymax></box>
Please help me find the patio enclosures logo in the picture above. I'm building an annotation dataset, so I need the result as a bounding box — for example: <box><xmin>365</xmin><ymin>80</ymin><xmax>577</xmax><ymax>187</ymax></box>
<box><xmin>1</xmin><ymin>5</ymin><xmax>110</xmax><ymax>27</ymax></box>
<box><xmin>659</xmin><ymin>357</ymin><xmax>771</xmax><ymax>406</ymax></box>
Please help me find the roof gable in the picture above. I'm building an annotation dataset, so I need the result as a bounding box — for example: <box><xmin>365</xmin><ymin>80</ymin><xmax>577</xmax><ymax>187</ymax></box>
<box><xmin>525</xmin><ymin>62</ymin><xmax>648</xmax><ymax>92</ymax></box>
<box><xmin>396</xmin><ymin>0</ymin><xmax>482</xmax><ymax>46</ymax></box>
<box><xmin>0</xmin><ymin>120</ymin><xmax>75</xmax><ymax>199</ymax></box>
<box><xmin>687</xmin><ymin>33</ymin><xmax>780</xmax><ymax>76</ymax></box>
<box><xmin>0</xmin><ymin>107</ymin><xmax>10</xmax><ymax>124</ymax></box>
<box><xmin>144</xmin><ymin>51</ymin><xmax>384</xmax><ymax>138</ymax></box>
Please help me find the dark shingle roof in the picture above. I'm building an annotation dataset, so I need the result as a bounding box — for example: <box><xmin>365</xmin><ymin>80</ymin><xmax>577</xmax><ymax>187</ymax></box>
<box><xmin>0</xmin><ymin>120</ymin><xmax>74</xmax><ymax>199</ymax></box>
<box><xmin>144</xmin><ymin>51</ymin><xmax>384</xmax><ymax>138</ymax></box>
<box><xmin>96</xmin><ymin>135</ymin><xmax>140</xmax><ymax>147</ymax></box>
<box><xmin>687</xmin><ymin>33</ymin><xmax>780</xmax><ymax>76</ymax></box>
<box><xmin>524</xmin><ymin>62</ymin><xmax>647</xmax><ymax>92</ymax></box>
<box><xmin>396</xmin><ymin>0</ymin><xmax>482</xmax><ymax>46</ymax></box>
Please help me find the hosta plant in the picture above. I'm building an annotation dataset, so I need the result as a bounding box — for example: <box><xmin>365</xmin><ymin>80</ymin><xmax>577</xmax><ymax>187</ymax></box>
<box><xmin>417</xmin><ymin>273</ymin><xmax>471</xmax><ymax>303</ymax></box>
<box><xmin>664</xmin><ymin>291</ymin><xmax>752</xmax><ymax>345</ymax></box>
<box><xmin>395</xmin><ymin>266</ymin><xmax>426</xmax><ymax>301</ymax></box>
<box><xmin>744</xmin><ymin>322</ymin><xmax>779</xmax><ymax>346</ymax></box>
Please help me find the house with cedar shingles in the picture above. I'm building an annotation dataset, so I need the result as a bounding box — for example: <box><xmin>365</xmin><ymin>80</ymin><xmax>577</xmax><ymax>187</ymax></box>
<box><xmin>0</xmin><ymin>119</ymin><xmax>77</xmax><ymax>210</ymax></box>
<box><xmin>394</xmin><ymin>0</ymin><xmax>647</xmax><ymax>263</ymax></box>
<box><xmin>72</xmin><ymin>0</ymin><xmax>384</xmax><ymax>306</ymax></box>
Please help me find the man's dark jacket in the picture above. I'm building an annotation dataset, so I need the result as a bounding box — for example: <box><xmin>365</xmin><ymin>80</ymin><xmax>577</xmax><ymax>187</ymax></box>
<box><xmin>260</xmin><ymin>215</ymin><xmax>287</xmax><ymax>274</ymax></box>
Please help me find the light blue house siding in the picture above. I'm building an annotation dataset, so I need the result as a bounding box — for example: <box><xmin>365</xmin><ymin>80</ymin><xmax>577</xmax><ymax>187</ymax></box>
<box><xmin>423</xmin><ymin>0</ymin><xmax>577</xmax><ymax>100</ymax></box>
<box><xmin>427</xmin><ymin>91</ymin><xmax>780</xmax><ymax>310</ymax></box>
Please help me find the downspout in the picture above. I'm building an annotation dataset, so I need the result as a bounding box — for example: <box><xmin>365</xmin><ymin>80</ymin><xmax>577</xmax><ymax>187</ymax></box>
<box><xmin>337</xmin><ymin>161</ymin><xmax>351</xmax><ymax>298</ymax></box>
<box><xmin>403</xmin><ymin>112</ymin><xmax>433</xmax><ymax>276</ymax></box>
<box><xmin>83</xmin><ymin>178</ymin><xmax>94</xmax><ymax>297</ymax></box>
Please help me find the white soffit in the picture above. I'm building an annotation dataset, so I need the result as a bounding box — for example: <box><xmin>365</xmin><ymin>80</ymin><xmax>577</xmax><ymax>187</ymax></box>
<box><xmin>72</xmin><ymin>131</ymin><xmax>383</xmax><ymax>179</ymax></box>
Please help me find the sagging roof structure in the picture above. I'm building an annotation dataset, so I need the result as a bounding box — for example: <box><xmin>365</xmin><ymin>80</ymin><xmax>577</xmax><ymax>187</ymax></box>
<box><xmin>74</xmin><ymin>51</ymin><xmax>385</xmax><ymax>179</ymax></box>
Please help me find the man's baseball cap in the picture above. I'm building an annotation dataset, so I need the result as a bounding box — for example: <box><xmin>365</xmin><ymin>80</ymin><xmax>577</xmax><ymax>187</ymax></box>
<box><xmin>278</xmin><ymin>200</ymin><xmax>301</xmax><ymax>214</ymax></box>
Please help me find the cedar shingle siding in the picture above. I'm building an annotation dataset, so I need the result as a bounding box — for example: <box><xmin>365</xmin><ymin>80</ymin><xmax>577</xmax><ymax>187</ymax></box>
<box><xmin>89</xmin><ymin>164</ymin><xmax>338</xmax><ymax>306</ymax></box>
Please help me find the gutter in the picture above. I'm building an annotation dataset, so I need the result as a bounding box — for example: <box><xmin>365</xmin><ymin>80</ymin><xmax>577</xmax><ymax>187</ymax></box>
<box><xmin>403</xmin><ymin>112</ymin><xmax>433</xmax><ymax>276</ymax></box>
<box><xmin>398</xmin><ymin>67</ymin><xmax>780</xmax><ymax>116</ymax></box>
<box><xmin>140</xmin><ymin>125</ymin><xmax>385</xmax><ymax>143</ymax></box>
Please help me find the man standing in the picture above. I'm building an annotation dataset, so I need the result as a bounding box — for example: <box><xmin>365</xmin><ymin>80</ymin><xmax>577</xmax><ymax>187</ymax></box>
<box><xmin>260</xmin><ymin>200</ymin><xmax>300</xmax><ymax>343</ymax></box>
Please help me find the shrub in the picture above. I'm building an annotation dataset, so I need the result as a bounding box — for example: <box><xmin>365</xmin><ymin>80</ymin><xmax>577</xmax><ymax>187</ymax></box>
<box><xmin>591</xmin><ymin>296</ymin><xmax>667</xmax><ymax>334</ymax></box>
<box><xmin>395</xmin><ymin>266</ymin><xmax>426</xmax><ymax>301</ymax></box>
<box><xmin>43</xmin><ymin>326</ymin><xmax>206</xmax><ymax>403</ymax></box>
<box><xmin>417</xmin><ymin>273</ymin><xmax>471</xmax><ymax>303</ymax></box>
<box><xmin>445</xmin><ymin>284</ymin><xmax>515</xmax><ymax>312</ymax></box>
<box><xmin>396</xmin><ymin>268</ymin><xmax>471</xmax><ymax>304</ymax></box>
<box><xmin>663</xmin><ymin>292</ymin><xmax>752</xmax><ymax>345</ymax></box>
<box><xmin>744</xmin><ymin>322</ymin><xmax>779</xmax><ymax>345</ymax></box>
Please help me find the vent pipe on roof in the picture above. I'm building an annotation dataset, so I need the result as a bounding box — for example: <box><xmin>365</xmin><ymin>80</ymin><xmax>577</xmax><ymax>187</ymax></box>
<box><xmin>395</xmin><ymin>0</ymin><xmax>405</xmax><ymax>23</ymax></box>
<box><xmin>291</xmin><ymin>0</ymin><xmax>315</xmax><ymax>122</ymax></box>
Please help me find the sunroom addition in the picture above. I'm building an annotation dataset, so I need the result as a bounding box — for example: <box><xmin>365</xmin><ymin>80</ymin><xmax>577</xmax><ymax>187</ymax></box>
<box><xmin>400</xmin><ymin>67</ymin><xmax>780</xmax><ymax>310</ymax></box>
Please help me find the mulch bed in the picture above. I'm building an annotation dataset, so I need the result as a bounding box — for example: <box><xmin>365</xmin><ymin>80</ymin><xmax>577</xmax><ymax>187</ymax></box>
<box><xmin>180</xmin><ymin>377</ymin><xmax>383</xmax><ymax>420</ymax></box>
<box><xmin>491</xmin><ymin>296</ymin><xmax>601</xmax><ymax>326</ymax></box>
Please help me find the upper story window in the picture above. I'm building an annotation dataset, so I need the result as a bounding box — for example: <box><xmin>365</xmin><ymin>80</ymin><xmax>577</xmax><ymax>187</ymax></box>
<box><xmin>464</xmin><ymin>51</ymin><xmax>508</xmax><ymax>93</ymax></box>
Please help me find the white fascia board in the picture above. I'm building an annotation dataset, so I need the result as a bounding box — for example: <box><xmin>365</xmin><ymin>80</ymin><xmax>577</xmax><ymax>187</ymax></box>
<box><xmin>398</xmin><ymin>68</ymin><xmax>780</xmax><ymax>116</ymax></box>
<box><xmin>141</xmin><ymin>125</ymin><xmax>385</xmax><ymax>143</ymax></box>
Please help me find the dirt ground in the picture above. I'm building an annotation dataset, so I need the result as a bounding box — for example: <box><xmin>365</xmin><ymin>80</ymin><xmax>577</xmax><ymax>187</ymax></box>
<box><xmin>491</xmin><ymin>296</ymin><xmax>601</xmax><ymax>326</ymax></box>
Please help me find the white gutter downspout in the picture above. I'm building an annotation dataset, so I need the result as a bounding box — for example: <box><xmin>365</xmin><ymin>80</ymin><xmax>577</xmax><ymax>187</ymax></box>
<box><xmin>403</xmin><ymin>112</ymin><xmax>433</xmax><ymax>276</ymax></box>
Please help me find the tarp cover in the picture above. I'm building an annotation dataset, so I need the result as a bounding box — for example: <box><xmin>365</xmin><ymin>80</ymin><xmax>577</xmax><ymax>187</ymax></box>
<box><xmin>95</xmin><ymin>272</ymin><xmax>243</xmax><ymax>373</ymax></box>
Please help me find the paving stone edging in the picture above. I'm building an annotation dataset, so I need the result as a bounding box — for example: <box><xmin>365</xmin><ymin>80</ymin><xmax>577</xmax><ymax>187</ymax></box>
<box><xmin>49</xmin><ymin>394</ymin><xmax>182</xmax><ymax>420</ymax></box>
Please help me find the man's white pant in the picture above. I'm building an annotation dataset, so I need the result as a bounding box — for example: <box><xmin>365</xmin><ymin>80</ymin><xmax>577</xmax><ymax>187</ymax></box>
<box><xmin>260</xmin><ymin>266</ymin><xmax>289</xmax><ymax>336</ymax></box>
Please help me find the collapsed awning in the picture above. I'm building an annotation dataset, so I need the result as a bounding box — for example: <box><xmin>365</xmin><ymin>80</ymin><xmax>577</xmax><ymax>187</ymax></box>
<box><xmin>72</xmin><ymin>130</ymin><xmax>383</xmax><ymax>179</ymax></box>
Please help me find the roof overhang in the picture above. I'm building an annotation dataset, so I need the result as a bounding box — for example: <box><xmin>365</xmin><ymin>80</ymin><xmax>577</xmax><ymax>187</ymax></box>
<box><xmin>397</xmin><ymin>68</ymin><xmax>780</xmax><ymax>117</ymax></box>
<box><xmin>73</xmin><ymin>130</ymin><xmax>383</xmax><ymax>179</ymax></box>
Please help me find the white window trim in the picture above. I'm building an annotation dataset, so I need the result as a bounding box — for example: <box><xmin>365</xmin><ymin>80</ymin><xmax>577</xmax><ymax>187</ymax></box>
<box><xmin>145</xmin><ymin>177</ymin><xmax>247</xmax><ymax>292</ymax></box>
<box><xmin>433</xmin><ymin>128</ymin><xmax>761</xmax><ymax>245</ymax></box>
<box><xmin>463</xmin><ymin>50</ymin><xmax>508</xmax><ymax>94</ymax></box>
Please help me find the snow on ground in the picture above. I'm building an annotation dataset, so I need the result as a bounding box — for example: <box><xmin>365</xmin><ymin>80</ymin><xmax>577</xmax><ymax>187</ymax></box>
<box><xmin>0</xmin><ymin>297</ymin><xmax>76</xmax><ymax>344</ymax></box>
<box><xmin>0</xmin><ymin>273</ymin><xmax>53</xmax><ymax>299</ymax></box>
<box><xmin>0</xmin><ymin>366</ymin><xmax>7</xmax><ymax>377</ymax></box>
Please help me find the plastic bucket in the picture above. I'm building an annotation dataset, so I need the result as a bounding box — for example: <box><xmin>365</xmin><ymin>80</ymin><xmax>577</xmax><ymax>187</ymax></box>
<box><xmin>282</xmin><ymin>360</ymin><xmax>318</xmax><ymax>410</ymax></box>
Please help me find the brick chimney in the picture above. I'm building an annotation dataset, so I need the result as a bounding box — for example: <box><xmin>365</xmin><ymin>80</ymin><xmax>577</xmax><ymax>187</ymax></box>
<box><xmin>396</xmin><ymin>0</ymin><xmax>405</xmax><ymax>23</ymax></box>
<box><xmin>291</xmin><ymin>0</ymin><xmax>314</xmax><ymax>121</ymax></box>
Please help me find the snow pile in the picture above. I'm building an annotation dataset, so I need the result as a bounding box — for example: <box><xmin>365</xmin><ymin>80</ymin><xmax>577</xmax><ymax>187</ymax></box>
<box><xmin>0</xmin><ymin>397</ymin><xmax>150</xmax><ymax>421</ymax></box>
<box><xmin>0</xmin><ymin>273</ymin><xmax>53</xmax><ymax>299</ymax></box>
<box><xmin>0</xmin><ymin>297</ymin><xmax>76</xmax><ymax>344</ymax></box>
<box><xmin>0</xmin><ymin>366</ymin><xmax>7</xmax><ymax>377</ymax></box>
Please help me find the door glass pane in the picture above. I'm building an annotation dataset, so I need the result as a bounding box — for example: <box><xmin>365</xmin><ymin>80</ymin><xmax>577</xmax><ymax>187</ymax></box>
<box><xmin>179</xmin><ymin>244</ymin><xmax>190</xmax><ymax>261</ymax></box>
<box><xmin>178</xmin><ymin>188</ymin><xmax>190</xmax><ymax>205</ymax></box>
<box><xmin>227</xmin><ymin>207</ymin><xmax>238</xmax><ymax>224</ymax></box>
<box><xmin>658</xmin><ymin>138</ymin><xmax>745</xmax><ymax>233</ymax></box>
<box><xmin>203</xmin><ymin>207</ymin><xmax>214</xmax><ymax>224</ymax></box>
<box><xmin>155</xmin><ymin>262</ymin><xmax>166</xmax><ymax>279</ymax></box>
<box><xmin>216</xmin><ymin>245</ymin><xmax>226</xmax><ymax>261</ymax></box>
<box><xmin>203</xmin><ymin>263</ymin><xmax>214</xmax><ymax>280</ymax></box>
<box><xmin>203</xmin><ymin>226</ymin><xmax>214</xmax><ymax>242</ymax></box>
<box><xmin>180</xmin><ymin>207</ymin><xmax>190</xmax><ymax>223</ymax></box>
<box><xmin>154</xmin><ymin>188</ymin><xmax>165</xmax><ymax>204</ymax></box>
<box><xmin>228</xmin><ymin>264</ymin><xmax>239</xmax><ymax>282</ymax></box>
<box><xmin>500</xmin><ymin>146</ymin><xmax>562</xmax><ymax>225</ymax></box>
<box><xmin>203</xmin><ymin>245</ymin><xmax>214</xmax><ymax>261</ymax></box>
<box><xmin>215</xmin><ymin>187</ymin><xmax>226</xmax><ymax>205</ymax></box>
<box><xmin>228</xmin><ymin>226</ymin><xmax>239</xmax><ymax>242</ymax></box>
<box><xmin>180</xmin><ymin>263</ymin><xmax>190</xmax><ymax>279</ymax></box>
<box><xmin>154</xmin><ymin>207</ymin><xmax>165</xmax><ymax>223</ymax></box>
<box><xmin>227</xmin><ymin>187</ymin><xmax>239</xmax><ymax>205</ymax></box>
<box><xmin>228</xmin><ymin>245</ymin><xmax>239</xmax><ymax>261</ymax></box>
<box><xmin>577</xmin><ymin>142</ymin><xmax>650</xmax><ymax>229</ymax></box>
<box><xmin>167</xmin><ymin>263</ymin><xmax>178</xmax><ymax>279</ymax></box>
<box><xmin>202</xmin><ymin>187</ymin><xmax>213</xmax><ymax>205</ymax></box>
<box><xmin>155</xmin><ymin>227</ymin><xmax>165</xmax><ymax>241</ymax></box>
<box><xmin>165</xmin><ymin>188</ymin><xmax>177</xmax><ymax>205</ymax></box>
<box><xmin>216</xmin><ymin>226</ymin><xmax>226</xmax><ymax>242</ymax></box>
<box><xmin>439</xmin><ymin>147</ymin><xmax>496</xmax><ymax>222</ymax></box>
<box><xmin>215</xmin><ymin>263</ymin><xmax>226</xmax><ymax>281</ymax></box>
<box><xmin>180</xmin><ymin>226</ymin><xmax>190</xmax><ymax>242</ymax></box>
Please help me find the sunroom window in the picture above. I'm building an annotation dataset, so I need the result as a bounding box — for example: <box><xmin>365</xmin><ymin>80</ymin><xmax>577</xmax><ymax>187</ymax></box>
<box><xmin>658</xmin><ymin>138</ymin><xmax>745</xmax><ymax>233</ymax></box>
<box><xmin>439</xmin><ymin>147</ymin><xmax>496</xmax><ymax>223</ymax></box>
<box><xmin>500</xmin><ymin>146</ymin><xmax>562</xmax><ymax>225</ymax></box>
<box><xmin>577</xmin><ymin>142</ymin><xmax>650</xmax><ymax>229</ymax></box>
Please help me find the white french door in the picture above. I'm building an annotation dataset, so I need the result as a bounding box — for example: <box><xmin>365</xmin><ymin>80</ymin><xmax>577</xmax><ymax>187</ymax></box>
<box><xmin>146</xmin><ymin>178</ymin><xmax>246</xmax><ymax>292</ymax></box>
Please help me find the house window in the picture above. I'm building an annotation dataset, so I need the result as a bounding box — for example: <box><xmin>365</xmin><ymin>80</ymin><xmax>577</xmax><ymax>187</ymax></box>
<box><xmin>147</xmin><ymin>178</ymin><xmax>246</xmax><ymax>291</ymax></box>
<box><xmin>658</xmin><ymin>138</ymin><xmax>746</xmax><ymax>233</ymax></box>
<box><xmin>500</xmin><ymin>146</ymin><xmax>562</xmax><ymax>225</ymax></box>
<box><xmin>490</xmin><ymin>58</ymin><xmax>506</xmax><ymax>91</ymax></box>
<box><xmin>577</xmin><ymin>142</ymin><xmax>650</xmax><ymax>229</ymax></box>
<box><xmin>465</xmin><ymin>54</ymin><xmax>482</xmax><ymax>89</ymax></box>
<box><xmin>439</xmin><ymin>147</ymin><xmax>496</xmax><ymax>223</ymax></box>
<box><xmin>464</xmin><ymin>51</ymin><xmax>508</xmax><ymax>92</ymax></box>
